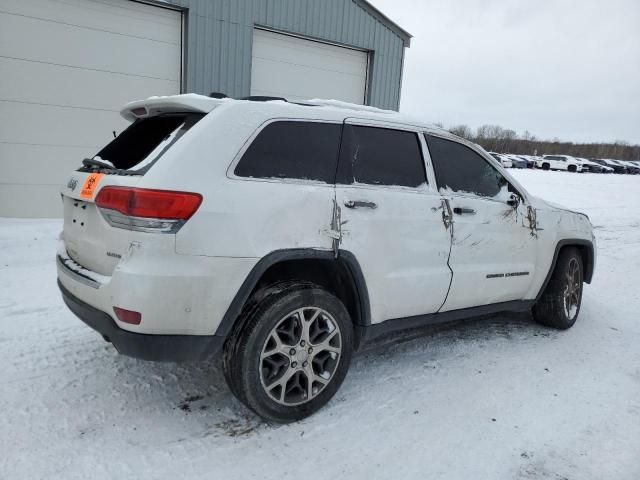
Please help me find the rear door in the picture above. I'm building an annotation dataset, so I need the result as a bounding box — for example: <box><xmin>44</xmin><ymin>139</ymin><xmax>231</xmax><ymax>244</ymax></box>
<box><xmin>425</xmin><ymin>134</ymin><xmax>537</xmax><ymax>311</ymax></box>
<box><xmin>334</xmin><ymin>120</ymin><xmax>452</xmax><ymax>324</ymax></box>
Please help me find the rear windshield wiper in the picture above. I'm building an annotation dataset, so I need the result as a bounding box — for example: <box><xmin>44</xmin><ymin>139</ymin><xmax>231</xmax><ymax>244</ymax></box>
<box><xmin>78</xmin><ymin>158</ymin><xmax>141</xmax><ymax>176</ymax></box>
<box><xmin>82</xmin><ymin>158</ymin><xmax>115</xmax><ymax>170</ymax></box>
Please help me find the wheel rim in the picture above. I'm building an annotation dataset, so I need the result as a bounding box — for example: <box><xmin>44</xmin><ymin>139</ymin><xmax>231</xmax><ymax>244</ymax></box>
<box><xmin>563</xmin><ymin>258</ymin><xmax>582</xmax><ymax>320</ymax></box>
<box><xmin>259</xmin><ymin>307</ymin><xmax>342</xmax><ymax>406</ymax></box>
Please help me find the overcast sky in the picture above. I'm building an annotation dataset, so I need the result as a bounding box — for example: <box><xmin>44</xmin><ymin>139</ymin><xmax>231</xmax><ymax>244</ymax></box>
<box><xmin>370</xmin><ymin>0</ymin><xmax>640</xmax><ymax>144</ymax></box>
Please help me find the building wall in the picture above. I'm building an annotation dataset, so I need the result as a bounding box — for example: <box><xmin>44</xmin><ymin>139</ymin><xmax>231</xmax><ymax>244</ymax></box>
<box><xmin>166</xmin><ymin>0</ymin><xmax>407</xmax><ymax>110</ymax></box>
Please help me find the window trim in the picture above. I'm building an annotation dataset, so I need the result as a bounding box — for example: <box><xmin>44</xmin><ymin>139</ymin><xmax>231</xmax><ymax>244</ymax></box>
<box><xmin>227</xmin><ymin>118</ymin><xmax>343</xmax><ymax>187</ymax></box>
<box><xmin>337</xmin><ymin>119</ymin><xmax>433</xmax><ymax>193</ymax></box>
<box><xmin>424</xmin><ymin>132</ymin><xmax>528</xmax><ymax>204</ymax></box>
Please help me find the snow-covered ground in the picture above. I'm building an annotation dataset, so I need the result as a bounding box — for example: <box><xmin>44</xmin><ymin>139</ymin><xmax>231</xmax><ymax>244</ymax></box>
<box><xmin>1</xmin><ymin>170</ymin><xmax>639</xmax><ymax>479</ymax></box>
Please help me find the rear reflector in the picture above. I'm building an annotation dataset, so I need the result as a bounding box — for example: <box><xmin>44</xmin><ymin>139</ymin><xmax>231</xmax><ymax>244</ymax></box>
<box><xmin>95</xmin><ymin>187</ymin><xmax>202</xmax><ymax>220</ymax></box>
<box><xmin>113</xmin><ymin>307</ymin><xmax>142</xmax><ymax>325</ymax></box>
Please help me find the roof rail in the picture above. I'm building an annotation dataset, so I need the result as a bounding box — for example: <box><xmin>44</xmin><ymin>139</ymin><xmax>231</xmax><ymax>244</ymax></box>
<box><xmin>304</xmin><ymin>99</ymin><xmax>395</xmax><ymax>114</ymax></box>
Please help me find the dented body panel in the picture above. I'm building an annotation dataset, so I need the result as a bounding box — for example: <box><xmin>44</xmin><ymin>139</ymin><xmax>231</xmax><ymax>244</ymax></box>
<box><xmin>522</xmin><ymin>196</ymin><xmax>595</xmax><ymax>300</ymax></box>
<box><xmin>440</xmin><ymin>194</ymin><xmax>538</xmax><ymax>311</ymax></box>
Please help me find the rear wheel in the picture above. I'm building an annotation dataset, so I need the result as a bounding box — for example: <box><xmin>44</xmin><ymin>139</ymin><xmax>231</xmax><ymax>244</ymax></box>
<box><xmin>533</xmin><ymin>247</ymin><xmax>583</xmax><ymax>329</ymax></box>
<box><xmin>223</xmin><ymin>283</ymin><xmax>353</xmax><ymax>423</ymax></box>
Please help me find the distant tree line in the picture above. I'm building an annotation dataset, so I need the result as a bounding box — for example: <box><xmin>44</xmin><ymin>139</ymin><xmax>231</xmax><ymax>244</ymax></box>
<box><xmin>444</xmin><ymin>124</ymin><xmax>640</xmax><ymax>161</ymax></box>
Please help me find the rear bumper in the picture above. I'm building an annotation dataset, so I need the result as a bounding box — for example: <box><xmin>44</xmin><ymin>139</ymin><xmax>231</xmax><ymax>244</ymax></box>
<box><xmin>58</xmin><ymin>279</ymin><xmax>224</xmax><ymax>362</ymax></box>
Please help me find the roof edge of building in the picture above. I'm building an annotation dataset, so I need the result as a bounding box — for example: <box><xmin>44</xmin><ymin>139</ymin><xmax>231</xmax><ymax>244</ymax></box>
<box><xmin>354</xmin><ymin>0</ymin><xmax>412</xmax><ymax>47</ymax></box>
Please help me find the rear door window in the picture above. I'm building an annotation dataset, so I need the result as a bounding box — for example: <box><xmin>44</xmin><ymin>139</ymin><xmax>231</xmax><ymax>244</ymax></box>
<box><xmin>337</xmin><ymin>125</ymin><xmax>427</xmax><ymax>188</ymax></box>
<box><xmin>234</xmin><ymin>121</ymin><xmax>342</xmax><ymax>183</ymax></box>
<box><xmin>426</xmin><ymin>135</ymin><xmax>508</xmax><ymax>198</ymax></box>
<box><xmin>93</xmin><ymin>113</ymin><xmax>203</xmax><ymax>173</ymax></box>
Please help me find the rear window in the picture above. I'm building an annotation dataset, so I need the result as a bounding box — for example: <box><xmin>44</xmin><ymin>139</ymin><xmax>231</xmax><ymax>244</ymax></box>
<box><xmin>234</xmin><ymin>121</ymin><xmax>342</xmax><ymax>183</ymax></box>
<box><xmin>90</xmin><ymin>113</ymin><xmax>203</xmax><ymax>173</ymax></box>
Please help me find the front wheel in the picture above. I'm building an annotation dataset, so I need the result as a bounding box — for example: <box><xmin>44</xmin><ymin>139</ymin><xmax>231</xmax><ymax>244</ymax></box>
<box><xmin>223</xmin><ymin>283</ymin><xmax>353</xmax><ymax>423</ymax></box>
<box><xmin>533</xmin><ymin>247</ymin><xmax>583</xmax><ymax>329</ymax></box>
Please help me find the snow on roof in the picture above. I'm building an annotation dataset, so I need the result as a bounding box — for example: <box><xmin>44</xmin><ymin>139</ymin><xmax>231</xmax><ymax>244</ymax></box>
<box><xmin>120</xmin><ymin>94</ymin><xmax>447</xmax><ymax>133</ymax></box>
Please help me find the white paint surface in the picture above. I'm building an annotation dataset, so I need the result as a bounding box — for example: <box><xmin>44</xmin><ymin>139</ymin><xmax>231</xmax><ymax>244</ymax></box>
<box><xmin>0</xmin><ymin>0</ymin><xmax>182</xmax><ymax>217</ymax></box>
<box><xmin>250</xmin><ymin>28</ymin><xmax>368</xmax><ymax>104</ymax></box>
<box><xmin>1</xmin><ymin>169</ymin><xmax>639</xmax><ymax>478</ymax></box>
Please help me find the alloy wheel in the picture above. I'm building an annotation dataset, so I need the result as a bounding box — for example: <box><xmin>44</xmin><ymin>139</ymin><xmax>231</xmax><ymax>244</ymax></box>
<box><xmin>259</xmin><ymin>307</ymin><xmax>342</xmax><ymax>406</ymax></box>
<box><xmin>563</xmin><ymin>257</ymin><xmax>582</xmax><ymax>320</ymax></box>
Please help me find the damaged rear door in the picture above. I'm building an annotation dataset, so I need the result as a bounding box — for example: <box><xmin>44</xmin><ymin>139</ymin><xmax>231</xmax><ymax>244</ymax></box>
<box><xmin>425</xmin><ymin>134</ymin><xmax>537</xmax><ymax>311</ymax></box>
<box><xmin>334</xmin><ymin>120</ymin><xmax>452</xmax><ymax>324</ymax></box>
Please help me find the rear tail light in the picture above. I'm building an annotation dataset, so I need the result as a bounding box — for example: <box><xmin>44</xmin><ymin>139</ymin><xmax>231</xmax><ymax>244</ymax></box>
<box><xmin>113</xmin><ymin>306</ymin><xmax>142</xmax><ymax>325</ymax></box>
<box><xmin>95</xmin><ymin>187</ymin><xmax>202</xmax><ymax>233</ymax></box>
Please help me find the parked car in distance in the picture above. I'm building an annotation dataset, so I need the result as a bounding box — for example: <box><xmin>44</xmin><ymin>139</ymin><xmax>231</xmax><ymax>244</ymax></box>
<box><xmin>520</xmin><ymin>155</ymin><xmax>544</xmax><ymax>169</ymax></box>
<box><xmin>587</xmin><ymin>159</ymin><xmax>614</xmax><ymax>173</ymax></box>
<box><xmin>538</xmin><ymin>155</ymin><xmax>583</xmax><ymax>172</ymax></box>
<box><xmin>504</xmin><ymin>154</ymin><xmax>528</xmax><ymax>169</ymax></box>
<box><xmin>489</xmin><ymin>152</ymin><xmax>512</xmax><ymax>168</ymax></box>
<box><xmin>616</xmin><ymin>160</ymin><xmax>640</xmax><ymax>174</ymax></box>
<box><xmin>592</xmin><ymin>159</ymin><xmax>627</xmax><ymax>174</ymax></box>
<box><xmin>516</xmin><ymin>155</ymin><xmax>536</xmax><ymax>169</ymax></box>
<box><xmin>574</xmin><ymin>158</ymin><xmax>606</xmax><ymax>173</ymax></box>
<box><xmin>629</xmin><ymin>161</ymin><xmax>640</xmax><ymax>171</ymax></box>
<box><xmin>57</xmin><ymin>94</ymin><xmax>597</xmax><ymax>423</ymax></box>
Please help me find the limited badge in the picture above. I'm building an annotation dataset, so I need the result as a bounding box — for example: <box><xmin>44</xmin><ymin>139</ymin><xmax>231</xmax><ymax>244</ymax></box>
<box><xmin>79</xmin><ymin>173</ymin><xmax>104</xmax><ymax>199</ymax></box>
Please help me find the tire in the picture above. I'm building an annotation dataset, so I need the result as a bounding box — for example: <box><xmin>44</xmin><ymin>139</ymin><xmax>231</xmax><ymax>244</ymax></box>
<box><xmin>542</xmin><ymin>163</ymin><xmax>550</xmax><ymax>170</ymax></box>
<box><xmin>568</xmin><ymin>165</ymin><xmax>577</xmax><ymax>172</ymax></box>
<box><xmin>533</xmin><ymin>247</ymin><xmax>583</xmax><ymax>329</ymax></box>
<box><xmin>223</xmin><ymin>282</ymin><xmax>353</xmax><ymax>423</ymax></box>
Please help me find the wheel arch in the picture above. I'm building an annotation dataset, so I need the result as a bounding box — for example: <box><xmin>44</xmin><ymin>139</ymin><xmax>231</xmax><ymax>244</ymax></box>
<box><xmin>216</xmin><ymin>249</ymin><xmax>371</xmax><ymax>344</ymax></box>
<box><xmin>536</xmin><ymin>239</ymin><xmax>595</xmax><ymax>301</ymax></box>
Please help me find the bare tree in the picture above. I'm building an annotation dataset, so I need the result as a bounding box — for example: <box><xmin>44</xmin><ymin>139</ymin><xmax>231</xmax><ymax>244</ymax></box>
<box><xmin>449</xmin><ymin>124</ymin><xmax>473</xmax><ymax>140</ymax></box>
<box><xmin>447</xmin><ymin>123</ymin><xmax>640</xmax><ymax>161</ymax></box>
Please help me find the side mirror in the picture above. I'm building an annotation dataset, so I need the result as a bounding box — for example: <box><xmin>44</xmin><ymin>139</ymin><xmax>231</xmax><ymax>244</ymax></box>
<box><xmin>506</xmin><ymin>193</ymin><xmax>520</xmax><ymax>208</ymax></box>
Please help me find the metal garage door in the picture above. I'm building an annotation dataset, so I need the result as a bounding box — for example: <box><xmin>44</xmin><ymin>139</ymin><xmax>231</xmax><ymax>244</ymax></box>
<box><xmin>0</xmin><ymin>0</ymin><xmax>182</xmax><ymax>217</ymax></box>
<box><xmin>250</xmin><ymin>28</ymin><xmax>368</xmax><ymax>105</ymax></box>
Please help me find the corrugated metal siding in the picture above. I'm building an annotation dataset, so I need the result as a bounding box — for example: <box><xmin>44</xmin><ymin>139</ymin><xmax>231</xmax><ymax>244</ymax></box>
<box><xmin>164</xmin><ymin>0</ymin><xmax>406</xmax><ymax>110</ymax></box>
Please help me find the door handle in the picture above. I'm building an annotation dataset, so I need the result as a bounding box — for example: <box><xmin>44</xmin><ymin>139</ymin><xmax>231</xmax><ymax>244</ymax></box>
<box><xmin>344</xmin><ymin>199</ymin><xmax>377</xmax><ymax>209</ymax></box>
<box><xmin>453</xmin><ymin>207</ymin><xmax>476</xmax><ymax>215</ymax></box>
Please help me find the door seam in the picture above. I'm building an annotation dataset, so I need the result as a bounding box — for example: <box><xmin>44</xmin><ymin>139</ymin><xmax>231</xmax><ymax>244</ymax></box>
<box><xmin>437</xmin><ymin>197</ymin><xmax>454</xmax><ymax>313</ymax></box>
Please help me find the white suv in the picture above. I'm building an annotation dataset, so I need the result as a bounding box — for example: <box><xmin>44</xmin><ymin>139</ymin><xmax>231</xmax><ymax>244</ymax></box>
<box><xmin>58</xmin><ymin>94</ymin><xmax>596</xmax><ymax>422</ymax></box>
<box><xmin>537</xmin><ymin>155</ymin><xmax>583</xmax><ymax>172</ymax></box>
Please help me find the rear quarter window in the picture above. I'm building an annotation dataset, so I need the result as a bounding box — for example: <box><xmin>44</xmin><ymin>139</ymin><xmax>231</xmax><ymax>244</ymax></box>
<box><xmin>234</xmin><ymin>121</ymin><xmax>342</xmax><ymax>183</ymax></box>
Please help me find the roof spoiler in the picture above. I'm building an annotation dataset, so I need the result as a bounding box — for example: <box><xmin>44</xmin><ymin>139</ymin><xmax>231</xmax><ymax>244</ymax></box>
<box><xmin>120</xmin><ymin>93</ymin><xmax>226</xmax><ymax>121</ymax></box>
